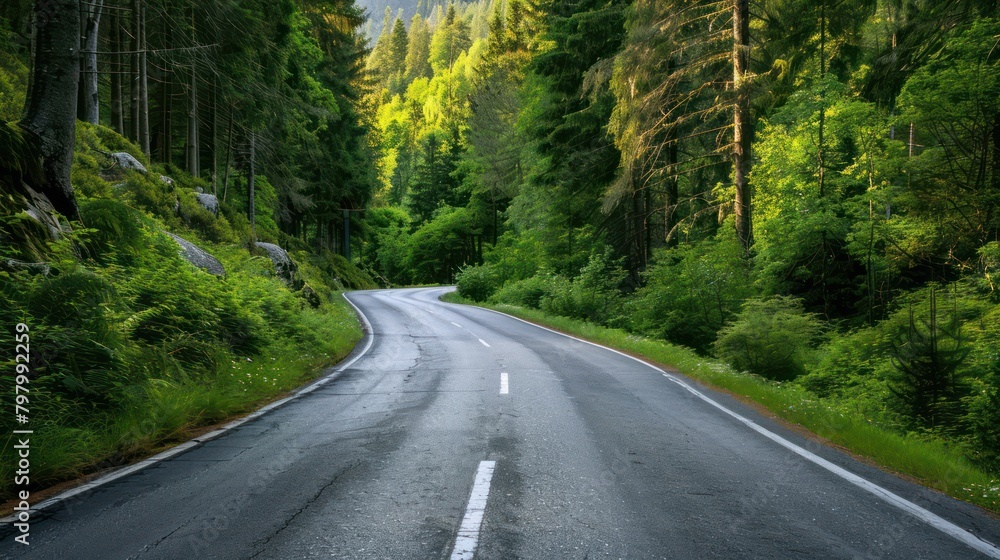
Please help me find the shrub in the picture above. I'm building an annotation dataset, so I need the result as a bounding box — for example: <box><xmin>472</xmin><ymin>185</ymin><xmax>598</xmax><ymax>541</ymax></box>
<box><xmin>537</xmin><ymin>250</ymin><xmax>627</xmax><ymax>325</ymax></box>
<box><xmin>573</xmin><ymin>249</ymin><xmax>627</xmax><ymax>325</ymax></box>
<box><xmin>628</xmin><ymin>235</ymin><xmax>755</xmax><ymax>352</ymax></box>
<box><xmin>456</xmin><ymin>263</ymin><xmax>502</xmax><ymax>301</ymax></box>
<box><xmin>491</xmin><ymin>275</ymin><xmax>552</xmax><ymax>308</ymax></box>
<box><xmin>713</xmin><ymin>296</ymin><xmax>823</xmax><ymax>381</ymax></box>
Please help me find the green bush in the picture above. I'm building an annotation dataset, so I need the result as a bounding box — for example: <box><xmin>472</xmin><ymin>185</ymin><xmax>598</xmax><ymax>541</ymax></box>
<box><xmin>456</xmin><ymin>263</ymin><xmax>502</xmax><ymax>301</ymax></box>
<box><xmin>120</xmin><ymin>171</ymin><xmax>176</xmax><ymax>219</ymax></box>
<box><xmin>361</xmin><ymin>206</ymin><xmax>412</xmax><ymax>285</ymax></box>
<box><xmin>175</xmin><ymin>188</ymin><xmax>238</xmax><ymax>243</ymax></box>
<box><xmin>405</xmin><ymin>206</ymin><xmax>476</xmax><ymax>284</ymax></box>
<box><xmin>628</xmin><ymin>235</ymin><xmax>755</xmax><ymax>352</ymax></box>
<box><xmin>72</xmin><ymin>167</ymin><xmax>114</xmax><ymax>199</ymax></box>
<box><xmin>714</xmin><ymin>296</ymin><xmax>823</xmax><ymax>381</ymax></box>
<box><xmin>537</xmin><ymin>274</ymin><xmax>574</xmax><ymax>316</ymax></box>
<box><xmin>491</xmin><ymin>275</ymin><xmax>553</xmax><ymax>308</ymax></box>
<box><xmin>536</xmin><ymin>250</ymin><xmax>627</xmax><ymax>325</ymax></box>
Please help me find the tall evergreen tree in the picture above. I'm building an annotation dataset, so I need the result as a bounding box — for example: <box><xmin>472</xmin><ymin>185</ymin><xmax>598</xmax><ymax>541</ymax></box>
<box><xmin>387</xmin><ymin>16</ymin><xmax>409</xmax><ymax>93</ymax></box>
<box><xmin>404</xmin><ymin>13</ymin><xmax>433</xmax><ymax>84</ymax></box>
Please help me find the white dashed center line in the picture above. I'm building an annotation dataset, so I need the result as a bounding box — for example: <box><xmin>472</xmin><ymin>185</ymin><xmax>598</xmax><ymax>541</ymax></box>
<box><xmin>500</xmin><ymin>372</ymin><xmax>509</xmax><ymax>395</ymax></box>
<box><xmin>450</xmin><ymin>460</ymin><xmax>496</xmax><ymax>560</ymax></box>
<box><xmin>479</xmin><ymin>339</ymin><xmax>491</xmax><ymax>348</ymax></box>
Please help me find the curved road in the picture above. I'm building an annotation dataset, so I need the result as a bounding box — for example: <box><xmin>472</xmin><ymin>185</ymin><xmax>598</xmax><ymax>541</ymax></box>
<box><xmin>3</xmin><ymin>287</ymin><xmax>1000</xmax><ymax>559</ymax></box>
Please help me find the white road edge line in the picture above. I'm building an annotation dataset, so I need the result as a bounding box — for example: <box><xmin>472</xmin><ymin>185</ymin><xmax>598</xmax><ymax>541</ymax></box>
<box><xmin>1</xmin><ymin>293</ymin><xmax>377</xmax><ymax>524</ymax></box>
<box><xmin>479</xmin><ymin>339</ymin><xmax>491</xmax><ymax>348</ymax></box>
<box><xmin>500</xmin><ymin>372</ymin><xmax>509</xmax><ymax>395</ymax></box>
<box><xmin>462</xmin><ymin>299</ymin><xmax>1000</xmax><ymax>559</ymax></box>
<box><xmin>451</xmin><ymin>460</ymin><xmax>497</xmax><ymax>560</ymax></box>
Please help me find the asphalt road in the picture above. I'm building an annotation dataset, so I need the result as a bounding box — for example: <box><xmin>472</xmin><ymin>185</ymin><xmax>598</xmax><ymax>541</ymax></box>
<box><xmin>4</xmin><ymin>287</ymin><xmax>1000</xmax><ymax>559</ymax></box>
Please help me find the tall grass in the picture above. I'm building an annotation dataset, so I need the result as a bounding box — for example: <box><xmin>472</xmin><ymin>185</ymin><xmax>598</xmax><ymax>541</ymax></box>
<box><xmin>442</xmin><ymin>294</ymin><xmax>1000</xmax><ymax>513</ymax></box>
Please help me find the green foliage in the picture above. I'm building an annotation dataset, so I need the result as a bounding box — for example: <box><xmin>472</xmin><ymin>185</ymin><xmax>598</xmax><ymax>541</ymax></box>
<box><xmin>713</xmin><ymin>296</ymin><xmax>824</xmax><ymax>381</ymax></box>
<box><xmin>429</xmin><ymin>5</ymin><xmax>473</xmax><ymax>73</ymax></box>
<box><xmin>408</xmin><ymin>130</ymin><xmax>467</xmax><ymax>223</ymax></box>
<box><xmin>628</xmin><ymin>233</ymin><xmax>756</xmax><ymax>352</ymax></box>
<box><xmin>0</xmin><ymin>23</ymin><xmax>27</xmax><ymax>122</ymax></box>
<box><xmin>752</xmin><ymin>80</ymin><xmax>903</xmax><ymax>320</ymax></box>
<box><xmin>405</xmin><ymin>206</ymin><xmax>478</xmax><ymax>283</ymax></box>
<box><xmin>78</xmin><ymin>199</ymin><xmax>146</xmax><ymax>264</ymax></box>
<box><xmin>796</xmin><ymin>327</ymin><xmax>897</xmax><ymax>425</ymax></box>
<box><xmin>888</xmin><ymin>288</ymin><xmax>971</xmax><ymax>431</ymax></box>
<box><xmin>534</xmin><ymin>249</ymin><xmax>627</xmax><ymax>325</ymax></box>
<box><xmin>363</xmin><ymin>205</ymin><xmax>413</xmax><ymax>285</ymax></box>
<box><xmin>490</xmin><ymin>274</ymin><xmax>553</xmax><ymax>308</ymax></box>
<box><xmin>445</xmin><ymin>296</ymin><xmax>1000</xmax><ymax>514</ymax></box>
<box><xmin>895</xmin><ymin>18</ymin><xmax>1000</xmax><ymax>268</ymax></box>
<box><xmin>455</xmin><ymin>262</ymin><xmax>502</xmax><ymax>301</ymax></box>
<box><xmin>967</xmin><ymin>341</ymin><xmax>1000</xmax><ymax>470</ymax></box>
<box><xmin>302</xmin><ymin>249</ymin><xmax>378</xmax><ymax>291</ymax></box>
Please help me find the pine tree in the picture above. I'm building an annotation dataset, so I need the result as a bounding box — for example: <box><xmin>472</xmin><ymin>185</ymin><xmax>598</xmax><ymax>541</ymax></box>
<box><xmin>404</xmin><ymin>13</ymin><xmax>433</xmax><ymax>84</ymax></box>
<box><xmin>387</xmin><ymin>16</ymin><xmax>409</xmax><ymax>94</ymax></box>
<box><xmin>890</xmin><ymin>288</ymin><xmax>970</xmax><ymax>429</ymax></box>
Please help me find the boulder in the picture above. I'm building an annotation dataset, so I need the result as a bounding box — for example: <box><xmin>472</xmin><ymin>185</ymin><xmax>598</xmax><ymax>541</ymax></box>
<box><xmin>109</xmin><ymin>152</ymin><xmax>148</xmax><ymax>173</ymax></box>
<box><xmin>159</xmin><ymin>175</ymin><xmax>174</xmax><ymax>186</ymax></box>
<box><xmin>255</xmin><ymin>242</ymin><xmax>297</xmax><ymax>285</ymax></box>
<box><xmin>196</xmin><ymin>193</ymin><xmax>219</xmax><ymax>216</ymax></box>
<box><xmin>167</xmin><ymin>233</ymin><xmax>225</xmax><ymax>276</ymax></box>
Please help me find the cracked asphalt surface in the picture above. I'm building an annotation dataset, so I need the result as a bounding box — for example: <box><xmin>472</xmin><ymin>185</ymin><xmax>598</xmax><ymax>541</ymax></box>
<box><xmin>4</xmin><ymin>287</ymin><xmax>1000</xmax><ymax>559</ymax></box>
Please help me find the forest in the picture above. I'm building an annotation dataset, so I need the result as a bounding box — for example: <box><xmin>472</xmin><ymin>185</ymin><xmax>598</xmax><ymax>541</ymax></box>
<box><xmin>0</xmin><ymin>0</ymin><xmax>376</xmax><ymax>498</ymax></box>
<box><xmin>1</xmin><ymin>0</ymin><xmax>1000</xmax><ymax>505</ymax></box>
<box><xmin>359</xmin><ymin>0</ymin><xmax>1000</xmax><ymax>484</ymax></box>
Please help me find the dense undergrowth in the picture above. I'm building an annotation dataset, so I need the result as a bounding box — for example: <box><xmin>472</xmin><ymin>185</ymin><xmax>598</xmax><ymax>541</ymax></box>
<box><xmin>443</xmin><ymin>291</ymin><xmax>1000</xmax><ymax>513</ymax></box>
<box><xmin>454</xmin><ymin>224</ymin><xmax>1000</xmax><ymax>459</ymax></box>
<box><xmin>0</xmin><ymin>122</ymin><xmax>370</xmax><ymax>501</ymax></box>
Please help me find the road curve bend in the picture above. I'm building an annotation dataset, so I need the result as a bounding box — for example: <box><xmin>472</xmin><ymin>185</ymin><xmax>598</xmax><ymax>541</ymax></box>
<box><xmin>3</xmin><ymin>287</ymin><xmax>1000</xmax><ymax>559</ymax></box>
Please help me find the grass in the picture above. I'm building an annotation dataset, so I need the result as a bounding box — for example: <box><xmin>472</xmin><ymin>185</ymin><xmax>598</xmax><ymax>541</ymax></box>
<box><xmin>0</xmin><ymin>120</ymin><xmax>371</xmax><ymax>506</ymax></box>
<box><xmin>0</xmin><ymin>295</ymin><xmax>361</xmax><ymax>504</ymax></box>
<box><xmin>441</xmin><ymin>292</ymin><xmax>1000</xmax><ymax>513</ymax></box>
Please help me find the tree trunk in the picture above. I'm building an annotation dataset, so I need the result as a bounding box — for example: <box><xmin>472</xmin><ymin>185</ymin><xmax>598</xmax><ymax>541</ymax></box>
<box><xmin>187</xmin><ymin>63</ymin><xmax>199</xmax><ymax>176</ymax></box>
<box><xmin>78</xmin><ymin>0</ymin><xmax>103</xmax><ymax>124</ymax></box>
<box><xmin>186</xmin><ymin>9</ymin><xmax>199</xmax><ymax>177</ymax></box>
<box><xmin>158</xmin><ymin>8</ymin><xmax>172</xmax><ymax>163</ymax></box>
<box><xmin>130</xmin><ymin>0</ymin><xmax>139</xmax><ymax>142</ymax></box>
<box><xmin>110</xmin><ymin>11</ymin><xmax>124</xmax><ymax>134</ymax></box>
<box><xmin>248</xmin><ymin>131</ymin><xmax>256</xmax><ymax>242</ymax></box>
<box><xmin>732</xmin><ymin>0</ymin><xmax>753</xmax><ymax>254</ymax></box>
<box><xmin>817</xmin><ymin>0</ymin><xmax>826</xmax><ymax>198</ymax></box>
<box><xmin>211</xmin><ymin>77</ymin><xmax>218</xmax><ymax>195</ymax></box>
<box><xmin>20</xmin><ymin>0</ymin><xmax>82</xmax><ymax>220</ymax></box>
<box><xmin>665</xmin><ymin>138</ymin><xmax>678</xmax><ymax>248</ymax></box>
<box><xmin>138</xmin><ymin>1</ymin><xmax>149</xmax><ymax>156</ymax></box>
<box><xmin>222</xmin><ymin>106</ymin><xmax>233</xmax><ymax>201</ymax></box>
<box><xmin>160</xmin><ymin>59</ymin><xmax>172</xmax><ymax>163</ymax></box>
